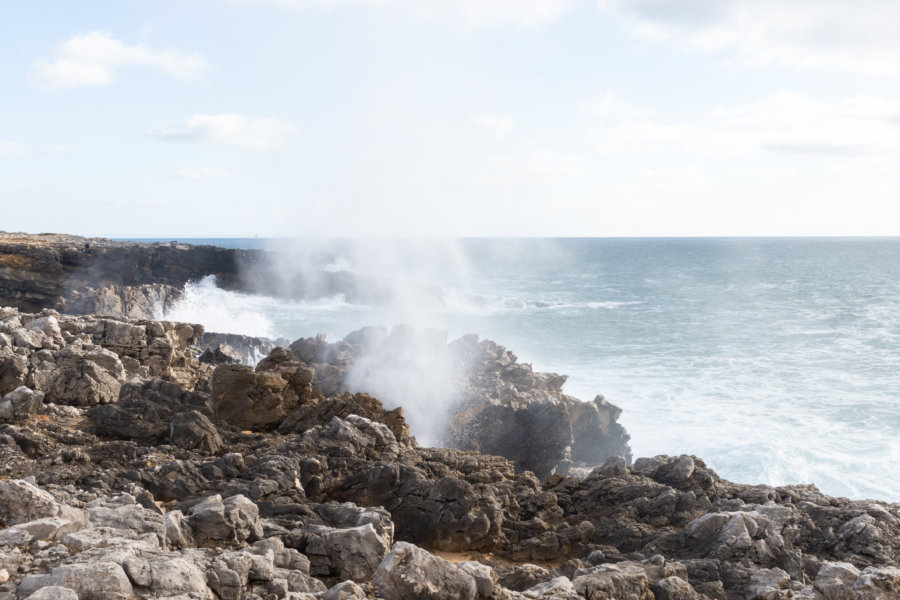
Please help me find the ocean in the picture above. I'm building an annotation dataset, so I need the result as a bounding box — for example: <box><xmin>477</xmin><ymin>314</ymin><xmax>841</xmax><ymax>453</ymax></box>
<box><xmin>133</xmin><ymin>237</ymin><xmax>900</xmax><ymax>502</ymax></box>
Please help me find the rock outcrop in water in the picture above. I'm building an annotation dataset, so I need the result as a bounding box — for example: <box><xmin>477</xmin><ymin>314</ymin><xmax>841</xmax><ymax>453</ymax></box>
<box><xmin>3</xmin><ymin>233</ymin><xmax>900</xmax><ymax>599</ymax></box>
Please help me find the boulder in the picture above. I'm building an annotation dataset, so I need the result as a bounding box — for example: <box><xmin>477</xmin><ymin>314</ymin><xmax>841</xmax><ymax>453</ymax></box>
<box><xmin>300</xmin><ymin>522</ymin><xmax>391</xmax><ymax>583</ymax></box>
<box><xmin>0</xmin><ymin>386</ymin><xmax>43</xmax><ymax>423</ymax></box>
<box><xmin>373</xmin><ymin>542</ymin><xmax>482</xmax><ymax>600</ymax></box>
<box><xmin>0</xmin><ymin>479</ymin><xmax>86</xmax><ymax>528</ymax></box>
<box><xmin>29</xmin><ymin>344</ymin><xmax>124</xmax><ymax>406</ymax></box>
<box><xmin>323</xmin><ymin>580</ymin><xmax>368</xmax><ymax>600</ymax></box>
<box><xmin>17</xmin><ymin>562</ymin><xmax>135</xmax><ymax>600</ymax></box>
<box><xmin>169</xmin><ymin>410</ymin><xmax>223</xmax><ymax>454</ymax></box>
<box><xmin>188</xmin><ymin>494</ymin><xmax>263</xmax><ymax>547</ymax></box>
<box><xmin>89</xmin><ymin>377</ymin><xmax>212</xmax><ymax>442</ymax></box>
<box><xmin>212</xmin><ymin>363</ymin><xmax>302</xmax><ymax>430</ymax></box>
<box><xmin>853</xmin><ymin>566</ymin><xmax>900</xmax><ymax>599</ymax></box>
<box><xmin>24</xmin><ymin>587</ymin><xmax>80</xmax><ymax>600</ymax></box>
<box><xmin>0</xmin><ymin>351</ymin><xmax>28</xmax><ymax>395</ymax></box>
<box><xmin>654</xmin><ymin>576</ymin><xmax>703</xmax><ymax>600</ymax></box>
<box><xmin>572</xmin><ymin>563</ymin><xmax>654</xmax><ymax>600</ymax></box>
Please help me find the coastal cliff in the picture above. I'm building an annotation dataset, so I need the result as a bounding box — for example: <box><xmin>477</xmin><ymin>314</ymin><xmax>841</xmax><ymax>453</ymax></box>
<box><xmin>0</xmin><ymin>232</ymin><xmax>439</xmax><ymax>319</ymax></box>
<box><xmin>0</xmin><ymin>233</ymin><xmax>898</xmax><ymax>600</ymax></box>
<box><xmin>0</xmin><ymin>232</ymin><xmax>251</xmax><ymax>314</ymax></box>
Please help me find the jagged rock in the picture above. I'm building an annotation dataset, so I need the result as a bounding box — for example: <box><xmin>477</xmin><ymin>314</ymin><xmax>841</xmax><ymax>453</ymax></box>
<box><xmin>188</xmin><ymin>494</ymin><xmax>263</xmax><ymax>547</ymax></box>
<box><xmin>164</xmin><ymin>510</ymin><xmax>195</xmax><ymax>549</ymax></box>
<box><xmin>212</xmin><ymin>363</ymin><xmax>306</xmax><ymax>430</ymax></box>
<box><xmin>0</xmin><ymin>386</ymin><xmax>43</xmax><ymax>423</ymax></box>
<box><xmin>199</xmin><ymin>344</ymin><xmax>242</xmax><ymax>365</ymax></box>
<box><xmin>17</xmin><ymin>562</ymin><xmax>135</xmax><ymax>600</ymax></box>
<box><xmin>0</xmin><ymin>515</ymin><xmax>86</xmax><ymax>548</ymax></box>
<box><xmin>0</xmin><ymin>351</ymin><xmax>28</xmax><ymax>395</ymax></box>
<box><xmin>169</xmin><ymin>410</ymin><xmax>223</xmax><ymax>454</ymax></box>
<box><xmin>323</xmin><ymin>580</ymin><xmax>367</xmax><ymax>600</ymax></box>
<box><xmin>572</xmin><ymin>563</ymin><xmax>654</xmax><ymax>600</ymax></box>
<box><xmin>23</xmin><ymin>587</ymin><xmax>79</xmax><ymax>600</ymax></box>
<box><xmin>298</xmin><ymin>522</ymin><xmax>390</xmax><ymax>583</ymax></box>
<box><xmin>654</xmin><ymin>576</ymin><xmax>703</xmax><ymax>600</ymax></box>
<box><xmin>199</xmin><ymin>332</ymin><xmax>289</xmax><ymax>366</ymax></box>
<box><xmin>29</xmin><ymin>343</ymin><xmax>124</xmax><ymax>406</ymax></box>
<box><xmin>745</xmin><ymin>567</ymin><xmax>791</xmax><ymax>599</ymax></box>
<box><xmin>373</xmin><ymin>542</ymin><xmax>482</xmax><ymax>600</ymax></box>
<box><xmin>60</xmin><ymin>282</ymin><xmax>182</xmax><ymax>320</ymax></box>
<box><xmin>0</xmin><ymin>480</ymin><xmax>86</xmax><ymax>528</ymax></box>
<box><xmin>500</xmin><ymin>565</ymin><xmax>552</xmax><ymax>592</ymax></box>
<box><xmin>853</xmin><ymin>566</ymin><xmax>900</xmax><ymax>599</ymax></box>
<box><xmin>87</xmin><ymin>503</ymin><xmax>166</xmax><ymax>545</ymax></box>
<box><xmin>279</xmin><ymin>393</ymin><xmax>410</xmax><ymax>445</ymax></box>
<box><xmin>459</xmin><ymin>561</ymin><xmax>496</xmax><ymax>598</ymax></box>
<box><xmin>684</xmin><ymin>511</ymin><xmax>783</xmax><ymax>561</ymax></box>
<box><xmin>522</xmin><ymin>576</ymin><xmax>578</xmax><ymax>599</ymax></box>
<box><xmin>290</xmin><ymin>503</ymin><xmax>393</xmax><ymax>583</ymax></box>
<box><xmin>814</xmin><ymin>561</ymin><xmax>860</xmax><ymax>598</ymax></box>
<box><xmin>89</xmin><ymin>377</ymin><xmax>212</xmax><ymax>443</ymax></box>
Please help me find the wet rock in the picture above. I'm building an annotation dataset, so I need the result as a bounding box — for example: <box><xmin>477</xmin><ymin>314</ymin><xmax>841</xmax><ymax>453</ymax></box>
<box><xmin>445</xmin><ymin>336</ymin><xmax>631</xmax><ymax>479</ymax></box>
<box><xmin>199</xmin><ymin>344</ymin><xmax>242</xmax><ymax>365</ymax></box>
<box><xmin>199</xmin><ymin>331</ymin><xmax>288</xmax><ymax>366</ymax></box>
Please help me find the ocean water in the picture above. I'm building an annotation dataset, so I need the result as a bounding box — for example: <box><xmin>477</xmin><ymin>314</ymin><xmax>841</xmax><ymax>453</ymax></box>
<box><xmin>138</xmin><ymin>237</ymin><xmax>900</xmax><ymax>502</ymax></box>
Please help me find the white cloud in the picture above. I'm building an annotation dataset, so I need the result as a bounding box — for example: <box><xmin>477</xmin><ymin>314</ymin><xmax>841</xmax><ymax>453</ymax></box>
<box><xmin>230</xmin><ymin>0</ymin><xmax>579</xmax><ymax>27</ymax></box>
<box><xmin>480</xmin><ymin>150</ymin><xmax>588</xmax><ymax>186</ymax></box>
<box><xmin>590</xmin><ymin>89</ymin><xmax>900</xmax><ymax>157</ymax></box>
<box><xmin>151</xmin><ymin>115</ymin><xmax>295</xmax><ymax>150</ymax></box>
<box><xmin>0</xmin><ymin>141</ymin><xmax>26</xmax><ymax>158</ymax></box>
<box><xmin>600</xmin><ymin>0</ymin><xmax>900</xmax><ymax>77</ymax></box>
<box><xmin>472</xmin><ymin>115</ymin><xmax>515</xmax><ymax>138</ymax></box>
<box><xmin>636</xmin><ymin>166</ymin><xmax>707</xmax><ymax>188</ymax></box>
<box><xmin>30</xmin><ymin>31</ymin><xmax>208</xmax><ymax>91</ymax></box>
<box><xmin>178</xmin><ymin>167</ymin><xmax>233</xmax><ymax>179</ymax></box>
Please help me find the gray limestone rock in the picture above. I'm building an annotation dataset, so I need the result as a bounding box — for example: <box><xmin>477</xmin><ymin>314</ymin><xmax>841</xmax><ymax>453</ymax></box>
<box><xmin>188</xmin><ymin>494</ymin><xmax>263</xmax><ymax>548</ymax></box>
<box><xmin>0</xmin><ymin>387</ymin><xmax>43</xmax><ymax>423</ymax></box>
<box><xmin>373</xmin><ymin>542</ymin><xmax>480</xmax><ymax>600</ymax></box>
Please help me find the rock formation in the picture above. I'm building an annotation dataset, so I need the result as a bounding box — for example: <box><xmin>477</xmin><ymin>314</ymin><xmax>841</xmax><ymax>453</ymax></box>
<box><xmin>2</xmin><ymin>233</ymin><xmax>900</xmax><ymax>599</ymax></box>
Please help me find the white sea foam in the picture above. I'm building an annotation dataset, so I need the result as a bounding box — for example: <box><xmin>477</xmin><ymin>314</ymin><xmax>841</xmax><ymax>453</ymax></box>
<box><xmin>164</xmin><ymin>276</ymin><xmax>276</xmax><ymax>338</ymax></box>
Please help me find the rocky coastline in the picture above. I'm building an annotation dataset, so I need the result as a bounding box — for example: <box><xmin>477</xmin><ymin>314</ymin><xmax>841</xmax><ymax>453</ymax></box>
<box><xmin>1</xmin><ymin>232</ymin><xmax>899</xmax><ymax>600</ymax></box>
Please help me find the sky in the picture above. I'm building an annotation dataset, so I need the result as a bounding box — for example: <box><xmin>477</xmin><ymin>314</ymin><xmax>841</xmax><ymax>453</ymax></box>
<box><xmin>2</xmin><ymin>0</ymin><xmax>900</xmax><ymax>237</ymax></box>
